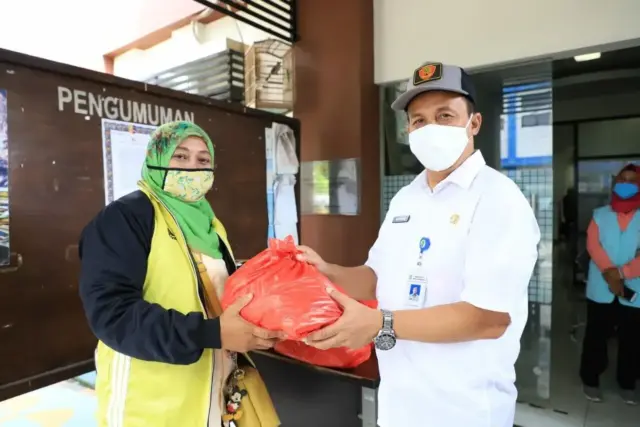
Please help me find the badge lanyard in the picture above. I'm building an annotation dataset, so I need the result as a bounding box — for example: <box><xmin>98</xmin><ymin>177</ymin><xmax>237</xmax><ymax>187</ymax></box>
<box><xmin>405</xmin><ymin>237</ymin><xmax>430</xmax><ymax>308</ymax></box>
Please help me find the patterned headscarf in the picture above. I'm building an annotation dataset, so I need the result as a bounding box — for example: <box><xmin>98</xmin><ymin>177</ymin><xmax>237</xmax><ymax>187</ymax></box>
<box><xmin>140</xmin><ymin>121</ymin><xmax>221</xmax><ymax>259</ymax></box>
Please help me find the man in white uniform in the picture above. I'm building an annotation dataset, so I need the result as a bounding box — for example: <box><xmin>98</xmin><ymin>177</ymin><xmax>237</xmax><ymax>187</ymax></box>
<box><xmin>298</xmin><ymin>62</ymin><xmax>540</xmax><ymax>427</ymax></box>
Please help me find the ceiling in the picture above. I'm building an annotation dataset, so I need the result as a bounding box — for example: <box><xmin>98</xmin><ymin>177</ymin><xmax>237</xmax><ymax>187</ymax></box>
<box><xmin>552</xmin><ymin>46</ymin><xmax>640</xmax><ymax>101</ymax></box>
<box><xmin>553</xmin><ymin>46</ymin><xmax>640</xmax><ymax>79</ymax></box>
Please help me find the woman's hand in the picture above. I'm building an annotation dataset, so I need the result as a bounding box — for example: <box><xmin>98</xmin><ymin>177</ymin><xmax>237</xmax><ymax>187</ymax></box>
<box><xmin>603</xmin><ymin>268</ymin><xmax>624</xmax><ymax>296</ymax></box>
<box><xmin>296</xmin><ymin>245</ymin><xmax>331</xmax><ymax>276</ymax></box>
<box><xmin>220</xmin><ymin>294</ymin><xmax>284</xmax><ymax>352</ymax></box>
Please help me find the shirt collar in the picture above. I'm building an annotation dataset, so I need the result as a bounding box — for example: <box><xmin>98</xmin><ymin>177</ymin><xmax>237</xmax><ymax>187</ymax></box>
<box><xmin>415</xmin><ymin>150</ymin><xmax>486</xmax><ymax>192</ymax></box>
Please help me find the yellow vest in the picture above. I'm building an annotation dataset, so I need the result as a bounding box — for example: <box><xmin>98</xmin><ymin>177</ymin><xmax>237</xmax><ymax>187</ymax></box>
<box><xmin>94</xmin><ymin>184</ymin><xmax>234</xmax><ymax>427</ymax></box>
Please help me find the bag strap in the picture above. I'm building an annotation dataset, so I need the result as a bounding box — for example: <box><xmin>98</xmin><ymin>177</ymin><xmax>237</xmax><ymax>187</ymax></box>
<box><xmin>193</xmin><ymin>252</ymin><xmax>224</xmax><ymax>318</ymax></box>
<box><xmin>193</xmin><ymin>252</ymin><xmax>257</xmax><ymax>369</ymax></box>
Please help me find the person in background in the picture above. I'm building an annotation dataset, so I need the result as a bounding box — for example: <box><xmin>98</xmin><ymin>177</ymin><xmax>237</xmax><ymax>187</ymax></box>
<box><xmin>561</xmin><ymin>187</ymin><xmax>578</xmax><ymax>266</ymax></box>
<box><xmin>79</xmin><ymin>121</ymin><xmax>281</xmax><ymax>426</ymax></box>
<box><xmin>580</xmin><ymin>163</ymin><xmax>640</xmax><ymax>405</ymax></box>
<box><xmin>561</xmin><ymin>187</ymin><xmax>577</xmax><ymax>240</ymax></box>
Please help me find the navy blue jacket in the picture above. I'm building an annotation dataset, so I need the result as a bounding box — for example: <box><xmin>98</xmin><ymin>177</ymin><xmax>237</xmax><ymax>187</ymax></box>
<box><xmin>79</xmin><ymin>191</ymin><xmax>234</xmax><ymax>365</ymax></box>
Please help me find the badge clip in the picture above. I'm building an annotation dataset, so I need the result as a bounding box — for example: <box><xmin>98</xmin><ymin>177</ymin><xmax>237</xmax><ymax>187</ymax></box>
<box><xmin>419</xmin><ymin>237</ymin><xmax>431</xmax><ymax>254</ymax></box>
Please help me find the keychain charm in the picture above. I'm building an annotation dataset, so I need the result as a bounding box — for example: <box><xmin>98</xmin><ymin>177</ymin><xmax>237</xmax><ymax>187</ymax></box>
<box><xmin>223</xmin><ymin>353</ymin><xmax>246</xmax><ymax>426</ymax></box>
<box><xmin>222</xmin><ymin>384</ymin><xmax>248</xmax><ymax>424</ymax></box>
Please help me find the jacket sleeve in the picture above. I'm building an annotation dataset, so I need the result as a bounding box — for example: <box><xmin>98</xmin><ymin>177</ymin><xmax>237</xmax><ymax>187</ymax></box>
<box><xmin>78</xmin><ymin>193</ymin><xmax>222</xmax><ymax>365</ymax></box>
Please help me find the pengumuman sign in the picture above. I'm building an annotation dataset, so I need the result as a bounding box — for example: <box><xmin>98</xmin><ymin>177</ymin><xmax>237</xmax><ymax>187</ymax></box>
<box><xmin>57</xmin><ymin>86</ymin><xmax>196</xmax><ymax>125</ymax></box>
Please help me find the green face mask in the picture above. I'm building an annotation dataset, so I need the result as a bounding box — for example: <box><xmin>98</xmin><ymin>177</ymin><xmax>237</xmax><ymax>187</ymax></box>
<box><xmin>163</xmin><ymin>169</ymin><xmax>214</xmax><ymax>202</ymax></box>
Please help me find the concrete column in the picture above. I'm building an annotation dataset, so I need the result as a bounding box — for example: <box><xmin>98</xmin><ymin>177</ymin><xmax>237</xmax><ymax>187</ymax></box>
<box><xmin>294</xmin><ymin>0</ymin><xmax>380</xmax><ymax>266</ymax></box>
<box><xmin>470</xmin><ymin>72</ymin><xmax>503</xmax><ymax>169</ymax></box>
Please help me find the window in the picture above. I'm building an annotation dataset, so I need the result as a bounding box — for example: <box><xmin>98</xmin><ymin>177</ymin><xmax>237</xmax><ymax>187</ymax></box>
<box><xmin>521</xmin><ymin>112</ymin><xmax>552</xmax><ymax>127</ymax></box>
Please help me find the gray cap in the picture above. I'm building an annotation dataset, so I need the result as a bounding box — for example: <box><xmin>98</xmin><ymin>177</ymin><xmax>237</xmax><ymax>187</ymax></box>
<box><xmin>391</xmin><ymin>62</ymin><xmax>476</xmax><ymax>111</ymax></box>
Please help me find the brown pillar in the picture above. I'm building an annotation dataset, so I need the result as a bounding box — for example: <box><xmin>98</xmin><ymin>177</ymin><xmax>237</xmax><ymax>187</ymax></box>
<box><xmin>294</xmin><ymin>0</ymin><xmax>380</xmax><ymax>267</ymax></box>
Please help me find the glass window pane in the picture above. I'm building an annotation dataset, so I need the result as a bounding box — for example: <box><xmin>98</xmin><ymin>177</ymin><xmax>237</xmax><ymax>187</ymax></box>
<box><xmin>472</xmin><ymin>62</ymin><xmax>554</xmax><ymax>406</ymax></box>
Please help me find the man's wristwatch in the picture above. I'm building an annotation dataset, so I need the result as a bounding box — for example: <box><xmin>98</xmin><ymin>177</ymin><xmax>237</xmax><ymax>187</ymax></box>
<box><xmin>373</xmin><ymin>309</ymin><xmax>396</xmax><ymax>351</ymax></box>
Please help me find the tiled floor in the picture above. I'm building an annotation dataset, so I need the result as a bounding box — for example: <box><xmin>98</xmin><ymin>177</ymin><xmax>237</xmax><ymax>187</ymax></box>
<box><xmin>5</xmin><ymin>342</ymin><xmax>636</xmax><ymax>427</ymax></box>
<box><xmin>0</xmin><ymin>380</ymin><xmax>96</xmax><ymax>426</ymax></box>
<box><xmin>7</xmin><ymin>377</ymin><xmax>633</xmax><ymax>427</ymax></box>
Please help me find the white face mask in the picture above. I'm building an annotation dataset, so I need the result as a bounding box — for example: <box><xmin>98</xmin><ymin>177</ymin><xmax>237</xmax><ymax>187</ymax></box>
<box><xmin>408</xmin><ymin>116</ymin><xmax>473</xmax><ymax>172</ymax></box>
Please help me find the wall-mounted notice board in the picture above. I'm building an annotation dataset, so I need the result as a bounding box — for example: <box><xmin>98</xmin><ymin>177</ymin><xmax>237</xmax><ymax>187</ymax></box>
<box><xmin>0</xmin><ymin>48</ymin><xmax>300</xmax><ymax>401</ymax></box>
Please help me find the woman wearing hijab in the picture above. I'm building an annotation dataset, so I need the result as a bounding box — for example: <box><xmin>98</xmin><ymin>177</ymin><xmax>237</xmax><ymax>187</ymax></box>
<box><xmin>580</xmin><ymin>164</ymin><xmax>640</xmax><ymax>405</ymax></box>
<box><xmin>79</xmin><ymin>121</ymin><xmax>282</xmax><ymax>426</ymax></box>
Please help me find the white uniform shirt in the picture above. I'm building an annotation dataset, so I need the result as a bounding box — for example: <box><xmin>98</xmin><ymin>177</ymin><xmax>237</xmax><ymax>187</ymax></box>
<box><xmin>367</xmin><ymin>152</ymin><xmax>540</xmax><ymax>427</ymax></box>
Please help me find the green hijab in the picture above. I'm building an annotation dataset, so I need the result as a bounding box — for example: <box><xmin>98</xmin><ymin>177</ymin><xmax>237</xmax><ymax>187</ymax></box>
<box><xmin>141</xmin><ymin>121</ymin><xmax>222</xmax><ymax>259</ymax></box>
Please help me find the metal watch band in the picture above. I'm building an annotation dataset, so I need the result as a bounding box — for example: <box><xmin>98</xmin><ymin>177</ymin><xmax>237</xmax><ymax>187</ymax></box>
<box><xmin>381</xmin><ymin>309</ymin><xmax>393</xmax><ymax>331</ymax></box>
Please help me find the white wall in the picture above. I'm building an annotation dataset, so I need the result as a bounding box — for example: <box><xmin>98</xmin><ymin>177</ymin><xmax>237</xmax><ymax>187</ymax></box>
<box><xmin>0</xmin><ymin>0</ymin><xmax>123</xmax><ymax>70</ymax></box>
<box><xmin>0</xmin><ymin>0</ymin><xmax>203</xmax><ymax>71</ymax></box>
<box><xmin>374</xmin><ymin>0</ymin><xmax>640</xmax><ymax>84</ymax></box>
<box><xmin>114</xmin><ymin>17</ymin><xmax>271</xmax><ymax>81</ymax></box>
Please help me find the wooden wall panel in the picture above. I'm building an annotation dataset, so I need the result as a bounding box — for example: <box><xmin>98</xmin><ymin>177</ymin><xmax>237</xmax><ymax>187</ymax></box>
<box><xmin>0</xmin><ymin>49</ymin><xmax>299</xmax><ymax>400</ymax></box>
<box><xmin>294</xmin><ymin>0</ymin><xmax>380</xmax><ymax>267</ymax></box>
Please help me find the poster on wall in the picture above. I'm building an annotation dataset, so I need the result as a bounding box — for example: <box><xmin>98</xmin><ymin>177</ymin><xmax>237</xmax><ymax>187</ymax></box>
<box><xmin>301</xmin><ymin>158</ymin><xmax>360</xmax><ymax>216</ymax></box>
<box><xmin>0</xmin><ymin>89</ymin><xmax>9</xmax><ymax>265</ymax></box>
<box><xmin>101</xmin><ymin>119</ymin><xmax>157</xmax><ymax>205</ymax></box>
<box><xmin>264</xmin><ymin>122</ymin><xmax>299</xmax><ymax>244</ymax></box>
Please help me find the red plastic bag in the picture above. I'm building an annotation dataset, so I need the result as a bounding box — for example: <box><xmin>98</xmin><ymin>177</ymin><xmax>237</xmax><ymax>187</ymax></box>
<box><xmin>274</xmin><ymin>298</ymin><xmax>377</xmax><ymax>368</ymax></box>
<box><xmin>220</xmin><ymin>236</ymin><xmax>375</xmax><ymax>368</ymax></box>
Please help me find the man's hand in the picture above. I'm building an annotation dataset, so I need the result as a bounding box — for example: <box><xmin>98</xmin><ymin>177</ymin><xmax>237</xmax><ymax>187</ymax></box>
<box><xmin>603</xmin><ymin>268</ymin><xmax>624</xmax><ymax>296</ymax></box>
<box><xmin>296</xmin><ymin>246</ymin><xmax>331</xmax><ymax>276</ymax></box>
<box><xmin>306</xmin><ymin>288</ymin><xmax>382</xmax><ymax>350</ymax></box>
<box><xmin>220</xmin><ymin>294</ymin><xmax>284</xmax><ymax>352</ymax></box>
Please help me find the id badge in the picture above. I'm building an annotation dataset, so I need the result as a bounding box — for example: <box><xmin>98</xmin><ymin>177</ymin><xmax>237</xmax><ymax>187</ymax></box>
<box><xmin>405</xmin><ymin>270</ymin><xmax>427</xmax><ymax>308</ymax></box>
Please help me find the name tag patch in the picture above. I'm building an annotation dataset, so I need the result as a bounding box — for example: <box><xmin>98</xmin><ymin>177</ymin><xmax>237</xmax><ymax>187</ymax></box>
<box><xmin>392</xmin><ymin>215</ymin><xmax>411</xmax><ymax>223</ymax></box>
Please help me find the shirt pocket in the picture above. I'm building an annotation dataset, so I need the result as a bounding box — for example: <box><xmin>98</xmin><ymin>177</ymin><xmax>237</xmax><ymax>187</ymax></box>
<box><xmin>383</xmin><ymin>206</ymin><xmax>421</xmax><ymax>256</ymax></box>
<box><xmin>420</xmin><ymin>195</ymin><xmax>481</xmax><ymax>305</ymax></box>
<box><xmin>375</xmin><ymin>209</ymin><xmax>420</xmax><ymax>310</ymax></box>
<box><xmin>427</xmin><ymin>195</ymin><xmax>480</xmax><ymax>264</ymax></box>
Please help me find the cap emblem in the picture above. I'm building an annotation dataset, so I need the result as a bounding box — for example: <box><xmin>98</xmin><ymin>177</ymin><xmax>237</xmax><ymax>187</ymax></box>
<box><xmin>413</xmin><ymin>63</ymin><xmax>442</xmax><ymax>86</ymax></box>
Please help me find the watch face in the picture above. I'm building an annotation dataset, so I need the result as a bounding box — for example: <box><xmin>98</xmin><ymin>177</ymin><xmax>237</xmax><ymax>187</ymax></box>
<box><xmin>375</xmin><ymin>334</ymin><xmax>396</xmax><ymax>351</ymax></box>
